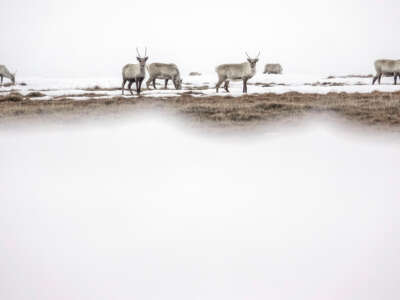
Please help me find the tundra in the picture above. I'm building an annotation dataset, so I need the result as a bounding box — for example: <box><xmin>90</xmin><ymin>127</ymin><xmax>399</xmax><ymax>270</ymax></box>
<box><xmin>146</xmin><ymin>63</ymin><xmax>182</xmax><ymax>90</ymax></box>
<box><xmin>215</xmin><ymin>52</ymin><xmax>260</xmax><ymax>93</ymax></box>
<box><xmin>263</xmin><ymin>64</ymin><xmax>283</xmax><ymax>74</ymax></box>
<box><xmin>122</xmin><ymin>48</ymin><xmax>148</xmax><ymax>95</ymax></box>
<box><xmin>0</xmin><ymin>65</ymin><xmax>16</xmax><ymax>86</ymax></box>
<box><xmin>372</xmin><ymin>59</ymin><xmax>400</xmax><ymax>85</ymax></box>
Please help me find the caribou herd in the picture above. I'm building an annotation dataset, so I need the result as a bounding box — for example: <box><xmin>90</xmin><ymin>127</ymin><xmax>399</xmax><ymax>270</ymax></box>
<box><xmin>1</xmin><ymin>49</ymin><xmax>400</xmax><ymax>95</ymax></box>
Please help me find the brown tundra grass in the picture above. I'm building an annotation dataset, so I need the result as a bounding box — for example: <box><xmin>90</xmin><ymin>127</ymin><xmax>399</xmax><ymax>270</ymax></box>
<box><xmin>0</xmin><ymin>91</ymin><xmax>400</xmax><ymax>129</ymax></box>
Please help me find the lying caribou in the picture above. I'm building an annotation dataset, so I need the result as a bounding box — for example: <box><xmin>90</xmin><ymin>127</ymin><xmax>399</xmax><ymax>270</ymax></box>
<box><xmin>122</xmin><ymin>48</ymin><xmax>148</xmax><ymax>95</ymax></box>
<box><xmin>372</xmin><ymin>59</ymin><xmax>400</xmax><ymax>85</ymax></box>
<box><xmin>0</xmin><ymin>65</ymin><xmax>16</xmax><ymax>86</ymax></box>
<box><xmin>264</xmin><ymin>64</ymin><xmax>283</xmax><ymax>74</ymax></box>
<box><xmin>146</xmin><ymin>63</ymin><xmax>182</xmax><ymax>90</ymax></box>
<box><xmin>215</xmin><ymin>52</ymin><xmax>260</xmax><ymax>93</ymax></box>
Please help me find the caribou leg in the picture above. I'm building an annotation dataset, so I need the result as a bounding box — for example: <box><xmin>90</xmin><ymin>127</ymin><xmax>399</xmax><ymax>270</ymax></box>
<box><xmin>0</xmin><ymin>75</ymin><xmax>3</xmax><ymax>87</ymax></box>
<box><xmin>224</xmin><ymin>80</ymin><xmax>230</xmax><ymax>93</ymax></box>
<box><xmin>135</xmin><ymin>79</ymin><xmax>140</xmax><ymax>95</ymax></box>
<box><xmin>378</xmin><ymin>73</ymin><xmax>383</xmax><ymax>85</ymax></box>
<box><xmin>165</xmin><ymin>79</ymin><xmax>169</xmax><ymax>89</ymax></box>
<box><xmin>122</xmin><ymin>79</ymin><xmax>127</xmax><ymax>95</ymax></box>
<box><xmin>153</xmin><ymin>79</ymin><xmax>157</xmax><ymax>89</ymax></box>
<box><xmin>243</xmin><ymin>78</ymin><xmax>248</xmax><ymax>93</ymax></box>
<box><xmin>172</xmin><ymin>76</ymin><xmax>176</xmax><ymax>90</ymax></box>
<box><xmin>146</xmin><ymin>77</ymin><xmax>153</xmax><ymax>89</ymax></box>
<box><xmin>128</xmin><ymin>80</ymin><xmax>134</xmax><ymax>95</ymax></box>
<box><xmin>138</xmin><ymin>78</ymin><xmax>144</xmax><ymax>94</ymax></box>
<box><xmin>216</xmin><ymin>76</ymin><xmax>226</xmax><ymax>93</ymax></box>
<box><xmin>395</xmin><ymin>73</ymin><xmax>398</xmax><ymax>85</ymax></box>
<box><xmin>372</xmin><ymin>74</ymin><xmax>378</xmax><ymax>85</ymax></box>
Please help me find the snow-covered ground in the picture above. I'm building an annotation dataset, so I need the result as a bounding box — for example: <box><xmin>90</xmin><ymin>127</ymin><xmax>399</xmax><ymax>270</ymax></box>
<box><xmin>1</xmin><ymin>73</ymin><xmax>400</xmax><ymax>100</ymax></box>
<box><xmin>1</xmin><ymin>117</ymin><xmax>400</xmax><ymax>300</ymax></box>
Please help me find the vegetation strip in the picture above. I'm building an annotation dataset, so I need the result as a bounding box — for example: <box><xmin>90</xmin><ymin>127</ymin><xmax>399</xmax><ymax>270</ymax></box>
<box><xmin>1</xmin><ymin>91</ymin><xmax>400</xmax><ymax>129</ymax></box>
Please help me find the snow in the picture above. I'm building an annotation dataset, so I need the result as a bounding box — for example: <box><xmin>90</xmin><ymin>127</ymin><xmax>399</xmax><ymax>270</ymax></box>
<box><xmin>1</xmin><ymin>117</ymin><xmax>400</xmax><ymax>300</ymax></box>
<box><xmin>1</xmin><ymin>73</ymin><xmax>400</xmax><ymax>100</ymax></box>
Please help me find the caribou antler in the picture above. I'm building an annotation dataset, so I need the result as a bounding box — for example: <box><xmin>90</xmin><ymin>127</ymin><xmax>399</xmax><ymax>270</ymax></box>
<box><xmin>245</xmin><ymin>51</ymin><xmax>260</xmax><ymax>59</ymax></box>
<box><xmin>136</xmin><ymin>47</ymin><xmax>148</xmax><ymax>58</ymax></box>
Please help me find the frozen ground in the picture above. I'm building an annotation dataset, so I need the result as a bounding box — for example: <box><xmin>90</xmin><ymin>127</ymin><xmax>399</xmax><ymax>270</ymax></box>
<box><xmin>1</xmin><ymin>73</ymin><xmax>400</xmax><ymax>100</ymax></box>
<box><xmin>1</xmin><ymin>117</ymin><xmax>400</xmax><ymax>300</ymax></box>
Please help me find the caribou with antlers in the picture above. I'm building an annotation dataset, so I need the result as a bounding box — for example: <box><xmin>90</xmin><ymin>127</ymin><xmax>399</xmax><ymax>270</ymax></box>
<box><xmin>122</xmin><ymin>48</ymin><xmax>148</xmax><ymax>95</ymax></box>
<box><xmin>215</xmin><ymin>52</ymin><xmax>260</xmax><ymax>93</ymax></box>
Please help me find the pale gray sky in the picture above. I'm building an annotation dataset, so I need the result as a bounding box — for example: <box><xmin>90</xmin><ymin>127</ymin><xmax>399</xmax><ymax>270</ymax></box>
<box><xmin>1</xmin><ymin>0</ymin><xmax>399</xmax><ymax>77</ymax></box>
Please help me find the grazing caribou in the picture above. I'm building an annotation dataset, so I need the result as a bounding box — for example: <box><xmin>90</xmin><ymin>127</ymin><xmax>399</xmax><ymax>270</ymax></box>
<box><xmin>122</xmin><ymin>48</ymin><xmax>148</xmax><ymax>95</ymax></box>
<box><xmin>372</xmin><ymin>59</ymin><xmax>400</xmax><ymax>85</ymax></box>
<box><xmin>146</xmin><ymin>63</ymin><xmax>182</xmax><ymax>90</ymax></box>
<box><xmin>215</xmin><ymin>52</ymin><xmax>260</xmax><ymax>93</ymax></box>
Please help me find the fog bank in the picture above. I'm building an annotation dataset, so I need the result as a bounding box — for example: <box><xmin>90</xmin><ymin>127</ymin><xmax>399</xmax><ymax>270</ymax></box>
<box><xmin>1</xmin><ymin>118</ymin><xmax>400</xmax><ymax>300</ymax></box>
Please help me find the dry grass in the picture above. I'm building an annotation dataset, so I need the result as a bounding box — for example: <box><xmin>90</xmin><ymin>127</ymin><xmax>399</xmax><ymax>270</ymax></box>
<box><xmin>305</xmin><ymin>81</ymin><xmax>347</xmax><ymax>87</ymax></box>
<box><xmin>1</xmin><ymin>83</ymin><xmax>15</xmax><ymax>88</ymax></box>
<box><xmin>83</xmin><ymin>85</ymin><xmax>122</xmax><ymax>92</ymax></box>
<box><xmin>0</xmin><ymin>92</ymin><xmax>24</xmax><ymax>102</ymax></box>
<box><xmin>327</xmin><ymin>74</ymin><xmax>374</xmax><ymax>79</ymax></box>
<box><xmin>184</xmin><ymin>85</ymin><xmax>210</xmax><ymax>91</ymax></box>
<box><xmin>252</xmin><ymin>82</ymin><xmax>288</xmax><ymax>87</ymax></box>
<box><xmin>53</xmin><ymin>93</ymin><xmax>109</xmax><ymax>99</ymax></box>
<box><xmin>26</xmin><ymin>91</ymin><xmax>46</xmax><ymax>98</ymax></box>
<box><xmin>0</xmin><ymin>91</ymin><xmax>400</xmax><ymax>129</ymax></box>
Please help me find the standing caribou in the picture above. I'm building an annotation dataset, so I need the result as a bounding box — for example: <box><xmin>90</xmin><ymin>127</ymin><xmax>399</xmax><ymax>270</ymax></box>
<box><xmin>146</xmin><ymin>63</ymin><xmax>182</xmax><ymax>90</ymax></box>
<box><xmin>215</xmin><ymin>52</ymin><xmax>260</xmax><ymax>93</ymax></box>
<box><xmin>372</xmin><ymin>59</ymin><xmax>400</xmax><ymax>85</ymax></box>
<box><xmin>122</xmin><ymin>48</ymin><xmax>148</xmax><ymax>95</ymax></box>
<box><xmin>0</xmin><ymin>65</ymin><xmax>16</xmax><ymax>86</ymax></box>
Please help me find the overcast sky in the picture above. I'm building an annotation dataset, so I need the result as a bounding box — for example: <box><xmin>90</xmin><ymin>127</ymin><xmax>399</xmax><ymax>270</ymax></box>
<box><xmin>1</xmin><ymin>0</ymin><xmax>399</xmax><ymax>77</ymax></box>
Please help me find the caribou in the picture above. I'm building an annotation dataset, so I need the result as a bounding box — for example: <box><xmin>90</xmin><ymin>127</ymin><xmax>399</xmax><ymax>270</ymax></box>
<box><xmin>0</xmin><ymin>65</ymin><xmax>16</xmax><ymax>86</ymax></box>
<box><xmin>263</xmin><ymin>64</ymin><xmax>283</xmax><ymax>74</ymax></box>
<box><xmin>146</xmin><ymin>63</ymin><xmax>182</xmax><ymax>90</ymax></box>
<box><xmin>215</xmin><ymin>52</ymin><xmax>260</xmax><ymax>93</ymax></box>
<box><xmin>372</xmin><ymin>59</ymin><xmax>400</xmax><ymax>85</ymax></box>
<box><xmin>122</xmin><ymin>48</ymin><xmax>148</xmax><ymax>95</ymax></box>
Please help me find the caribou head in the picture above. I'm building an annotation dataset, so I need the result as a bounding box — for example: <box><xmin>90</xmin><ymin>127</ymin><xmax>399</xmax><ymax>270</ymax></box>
<box><xmin>246</xmin><ymin>51</ymin><xmax>260</xmax><ymax>68</ymax></box>
<box><xmin>136</xmin><ymin>47</ymin><xmax>149</xmax><ymax>67</ymax></box>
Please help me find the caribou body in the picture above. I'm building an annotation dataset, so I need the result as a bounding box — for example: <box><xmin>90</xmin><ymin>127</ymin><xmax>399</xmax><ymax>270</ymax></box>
<box><xmin>0</xmin><ymin>65</ymin><xmax>15</xmax><ymax>86</ymax></box>
<box><xmin>263</xmin><ymin>64</ymin><xmax>282</xmax><ymax>74</ymax></box>
<box><xmin>122</xmin><ymin>48</ymin><xmax>148</xmax><ymax>95</ymax></box>
<box><xmin>372</xmin><ymin>59</ymin><xmax>400</xmax><ymax>85</ymax></box>
<box><xmin>215</xmin><ymin>52</ymin><xmax>260</xmax><ymax>93</ymax></box>
<box><xmin>146</xmin><ymin>63</ymin><xmax>182</xmax><ymax>90</ymax></box>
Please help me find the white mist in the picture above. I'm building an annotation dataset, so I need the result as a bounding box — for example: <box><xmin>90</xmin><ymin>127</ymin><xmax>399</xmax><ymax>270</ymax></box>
<box><xmin>0</xmin><ymin>117</ymin><xmax>399</xmax><ymax>300</ymax></box>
